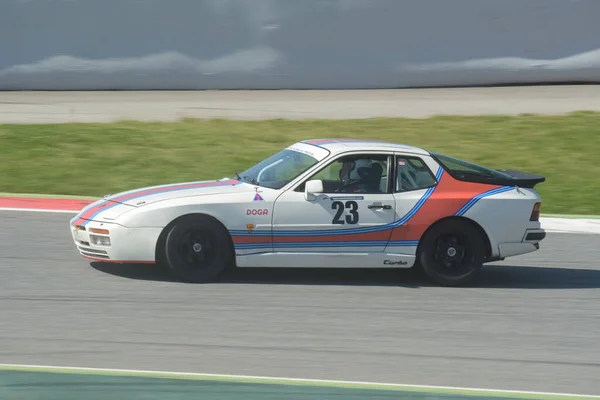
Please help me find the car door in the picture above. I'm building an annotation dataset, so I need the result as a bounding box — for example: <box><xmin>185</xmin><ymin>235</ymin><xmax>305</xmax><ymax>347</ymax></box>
<box><xmin>387</xmin><ymin>153</ymin><xmax>443</xmax><ymax>254</ymax></box>
<box><xmin>271</xmin><ymin>152</ymin><xmax>397</xmax><ymax>253</ymax></box>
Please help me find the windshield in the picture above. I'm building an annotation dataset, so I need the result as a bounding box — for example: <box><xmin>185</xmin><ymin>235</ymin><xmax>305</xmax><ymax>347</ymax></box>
<box><xmin>237</xmin><ymin>148</ymin><xmax>323</xmax><ymax>189</ymax></box>
<box><xmin>431</xmin><ymin>152</ymin><xmax>513</xmax><ymax>179</ymax></box>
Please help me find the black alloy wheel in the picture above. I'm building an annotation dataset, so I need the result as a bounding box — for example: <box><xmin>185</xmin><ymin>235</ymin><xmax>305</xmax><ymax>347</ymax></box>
<box><xmin>163</xmin><ymin>215</ymin><xmax>234</xmax><ymax>283</ymax></box>
<box><xmin>418</xmin><ymin>219</ymin><xmax>485</xmax><ymax>287</ymax></box>
<box><xmin>432</xmin><ymin>233</ymin><xmax>473</xmax><ymax>275</ymax></box>
<box><xmin>173</xmin><ymin>227</ymin><xmax>218</xmax><ymax>270</ymax></box>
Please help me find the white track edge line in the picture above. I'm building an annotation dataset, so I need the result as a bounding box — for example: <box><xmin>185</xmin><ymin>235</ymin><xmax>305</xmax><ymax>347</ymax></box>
<box><xmin>0</xmin><ymin>363</ymin><xmax>597</xmax><ymax>397</ymax></box>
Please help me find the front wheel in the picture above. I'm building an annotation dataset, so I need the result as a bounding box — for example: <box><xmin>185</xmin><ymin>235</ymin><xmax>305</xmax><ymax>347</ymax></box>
<box><xmin>162</xmin><ymin>215</ymin><xmax>234</xmax><ymax>283</ymax></box>
<box><xmin>417</xmin><ymin>219</ymin><xmax>486</xmax><ymax>287</ymax></box>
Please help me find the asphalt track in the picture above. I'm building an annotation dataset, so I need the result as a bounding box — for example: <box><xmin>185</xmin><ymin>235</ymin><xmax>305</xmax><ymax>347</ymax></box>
<box><xmin>1</xmin><ymin>85</ymin><xmax>600</xmax><ymax>123</ymax></box>
<box><xmin>1</xmin><ymin>210</ymin><xmax>599</xmax><ymax>395</ymax></box>
<box><xmin>2</xmin><ymin>86</ymin><xmax>600</xmax><ymax>397</ymax></box>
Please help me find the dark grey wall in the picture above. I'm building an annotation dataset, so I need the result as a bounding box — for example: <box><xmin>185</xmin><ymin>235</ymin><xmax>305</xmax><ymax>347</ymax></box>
<box><xmin>1</xmin><ymin>0</ymin><xmax>599</xmax><ymax>90</ymax></box>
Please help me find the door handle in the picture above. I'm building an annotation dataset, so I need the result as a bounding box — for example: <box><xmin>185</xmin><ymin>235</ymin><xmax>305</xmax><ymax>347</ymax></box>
<box><xmin>368</xmin><ymin>203</ymin><xmax>392</xmax><ymax>210</ymax></box>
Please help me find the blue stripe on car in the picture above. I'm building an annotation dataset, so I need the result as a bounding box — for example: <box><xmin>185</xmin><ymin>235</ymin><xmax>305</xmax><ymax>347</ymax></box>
<box><xmin>80</xmin><ymin>180</ymin><xmax>242</xmax><ymax>226</ymax></box>
<box><xmin>454</xmin><ymin>186</ymin><xmax>514</xmax><ymax>217</ymax></box>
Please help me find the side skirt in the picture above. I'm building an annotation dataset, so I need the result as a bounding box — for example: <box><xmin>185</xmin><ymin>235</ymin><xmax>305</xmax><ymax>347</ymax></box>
<box><xmin>235</xmin><ymin>252</ymin><xmax>416</xmax><ymax>268</ymax></box>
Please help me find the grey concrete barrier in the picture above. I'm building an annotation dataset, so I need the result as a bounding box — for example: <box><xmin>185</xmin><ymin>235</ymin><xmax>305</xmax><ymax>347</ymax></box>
<box><xmin>1</xmin><ymin>0</ymin><xmax>600</xmax><ymax>90</ymax></box>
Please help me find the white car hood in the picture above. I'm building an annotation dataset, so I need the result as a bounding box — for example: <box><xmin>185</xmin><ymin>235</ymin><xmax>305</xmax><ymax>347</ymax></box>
<box><xmin>103</xmin><ymin>178</ymin><xmax>252</xmax><ymax>207</ymax></box>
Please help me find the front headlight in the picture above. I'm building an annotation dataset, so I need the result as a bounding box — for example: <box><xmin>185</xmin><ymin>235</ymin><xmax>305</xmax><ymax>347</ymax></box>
<box><xmin>90</xmin><ymin>234</ymin><xmax>111</xmax><ymax>247</ymax></box>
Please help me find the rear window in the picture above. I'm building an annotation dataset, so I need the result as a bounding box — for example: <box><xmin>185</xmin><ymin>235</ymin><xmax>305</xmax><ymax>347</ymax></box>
<box><xmin>431</xmin><ymin>152</ymin><xmax>513</xmax><ymax>180</ymax></box>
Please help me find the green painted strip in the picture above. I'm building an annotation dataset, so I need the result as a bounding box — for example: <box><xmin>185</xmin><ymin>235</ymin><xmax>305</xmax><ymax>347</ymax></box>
<box><xmin>0</xmin><ymin>365</ymin><xmax>597</xmax><ymax>399</ymax></box>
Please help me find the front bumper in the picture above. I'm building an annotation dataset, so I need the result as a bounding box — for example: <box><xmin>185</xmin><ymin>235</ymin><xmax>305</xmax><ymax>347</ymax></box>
<box><xmin>70</xmin><ymin>220</ymin><xmax>163</xmax><ymax>263</ymax></box>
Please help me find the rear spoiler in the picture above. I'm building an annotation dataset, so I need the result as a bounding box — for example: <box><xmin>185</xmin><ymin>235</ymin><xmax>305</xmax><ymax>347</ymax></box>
<box><xmin>495</xmin><ymin>169</ymin><xmax>546</xmax><ymax>188</ymax></box>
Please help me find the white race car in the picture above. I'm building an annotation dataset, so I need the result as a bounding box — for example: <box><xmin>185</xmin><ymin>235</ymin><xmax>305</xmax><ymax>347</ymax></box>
<box><xmin>70</xmin><ymin>138</ymin><xmax>546</xmax><ymax>286</ymax></box>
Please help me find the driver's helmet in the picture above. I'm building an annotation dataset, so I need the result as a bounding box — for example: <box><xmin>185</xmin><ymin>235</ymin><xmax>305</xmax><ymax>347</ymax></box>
<box><xmin>340</xmin><ymin>159</ymin><xmax>373</xmax><ymax>184</ymax></box>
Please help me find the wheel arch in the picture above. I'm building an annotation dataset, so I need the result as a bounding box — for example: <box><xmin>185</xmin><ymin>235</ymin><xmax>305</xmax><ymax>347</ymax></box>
<box><xmin>415</xmin><ymin>216</ymin><xmax>493</xmax><ymax>260</ymax></box>
<box><xmin>154</xmin><ymin>212</ymin><xmax>236</xmax><ymax>264</ymax></box>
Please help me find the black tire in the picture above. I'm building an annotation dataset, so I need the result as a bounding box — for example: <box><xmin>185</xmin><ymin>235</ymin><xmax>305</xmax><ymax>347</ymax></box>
<box><xmin>417</xmin><ymin>219</ymin><xmax>486</xmax><ymax>287</ymax></box>
<box><xmin>162</xmin><ymin>214</ymin><xmax>234</xmax><ymax>283</ymax></box>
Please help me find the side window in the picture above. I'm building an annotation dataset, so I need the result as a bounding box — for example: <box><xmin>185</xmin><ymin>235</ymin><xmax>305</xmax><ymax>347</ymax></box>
<box><xmin>395</xmin><ymin>157</ymin><xmax>437</xmax><ymax>193</ymax></box>
<box><xmin>300</xmin><ymin>154</ymin><xmax>390</xmax><ymax>194</ymax></box>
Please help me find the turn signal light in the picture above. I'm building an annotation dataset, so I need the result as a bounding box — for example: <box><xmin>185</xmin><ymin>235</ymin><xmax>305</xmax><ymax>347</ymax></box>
<box><xmin>90</xmin><ymin>228</ymin><xmax>110</xmax><ymax>235</ymax></box>
<box><xmin>530</xmin><ymin>202</ymin><xmax>541</xmax><ymax>221</ymax></box>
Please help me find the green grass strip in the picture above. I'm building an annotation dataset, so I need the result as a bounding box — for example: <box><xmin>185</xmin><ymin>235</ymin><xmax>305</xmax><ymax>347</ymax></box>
<box><xmin>1</xmin><ymin>112</ymin><xmax>599</xmax><ymax>214</ymax></box>
<box><xmin>541</xmin><ymin>214</ymin><xmax>600</xmax><ymax>219</ymax></box>
<box><xmin>0</xmin><ymin>365</ymin><xmax>597</xmax><ymax>399</ymax></box>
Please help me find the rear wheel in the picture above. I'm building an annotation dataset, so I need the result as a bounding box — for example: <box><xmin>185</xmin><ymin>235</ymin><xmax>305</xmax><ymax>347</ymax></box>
<box><xmin>162</xmin><ymin>215</ymin><xmax>234</xmax><ymax>283</ymax></box>
<box><xmin>418</xmin><ymin>219</ymin><xmax>485</xmax><ymax>287</ymax></box>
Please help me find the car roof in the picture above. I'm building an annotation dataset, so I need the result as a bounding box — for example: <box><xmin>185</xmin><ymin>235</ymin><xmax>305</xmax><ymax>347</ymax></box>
<box><xmin>300</xmin><ymin>138</ymin><xmax>430</xmax><ymax>156</ymax></box>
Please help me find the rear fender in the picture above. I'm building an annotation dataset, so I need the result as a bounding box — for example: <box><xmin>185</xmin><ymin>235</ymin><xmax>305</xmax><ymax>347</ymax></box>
<box><xmin>416</xmin><ymin>216</ymin><xmax>494</xmax><ymax>259</ymax></box>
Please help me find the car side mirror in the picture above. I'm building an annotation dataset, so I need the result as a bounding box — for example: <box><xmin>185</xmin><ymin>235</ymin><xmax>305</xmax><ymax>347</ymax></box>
<box><xmin>304</xmin><ymin>179</ymin><xmax>324</xmax><ymax>201</ymax></box>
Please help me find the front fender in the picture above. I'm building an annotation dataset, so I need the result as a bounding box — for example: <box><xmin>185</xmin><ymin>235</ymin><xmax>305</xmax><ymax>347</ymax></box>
<box><xmin>118</xmin><ymin>204</ymin><xmax>229</xmax><ymax>230</ymax></box>
<box><xmin>116</xmin><ymin>190</ymin><xmax>275</xmax><ymax>235</ymax></box>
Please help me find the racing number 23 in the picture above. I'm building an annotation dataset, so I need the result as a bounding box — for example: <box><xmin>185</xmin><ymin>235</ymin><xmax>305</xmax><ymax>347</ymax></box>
<box><xmin>332</xmin><ymin>200</ymin><xmax>359</xmax><ymax>225</ymax></box>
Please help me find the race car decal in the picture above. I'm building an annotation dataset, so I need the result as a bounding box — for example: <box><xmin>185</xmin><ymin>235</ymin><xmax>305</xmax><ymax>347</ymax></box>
<box><xmin>234</xmin><ymin>241</ymin><xmax>399</xmax><ymax>250</ymax></box>
<box><xmin>234</xmin><ymin>228</ymin><xmax>392</xmax><ymax>245</ymax></box>
<box><xmin>73</xmin><ymin>179</ymin><xmax>240</xmax><ymax>226</ymax></box>
<box><xmin>246</xmin><ymin>208</ymin><xmax>269</xmax><ymax>216</ymax></box>
<box><xmin>231</xmin><ymin>167</ymin><xmax>515</xmax><ymax>251</ymax></box>
<box><xmin>253</xmin><ymin>193</ymin><xmax>264</xmax><ymax>201</ymax></box>
<box><xmin>386</xmin><ymin>240</ymin><xmax>420</xmax><ymax>247</ymax></box>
